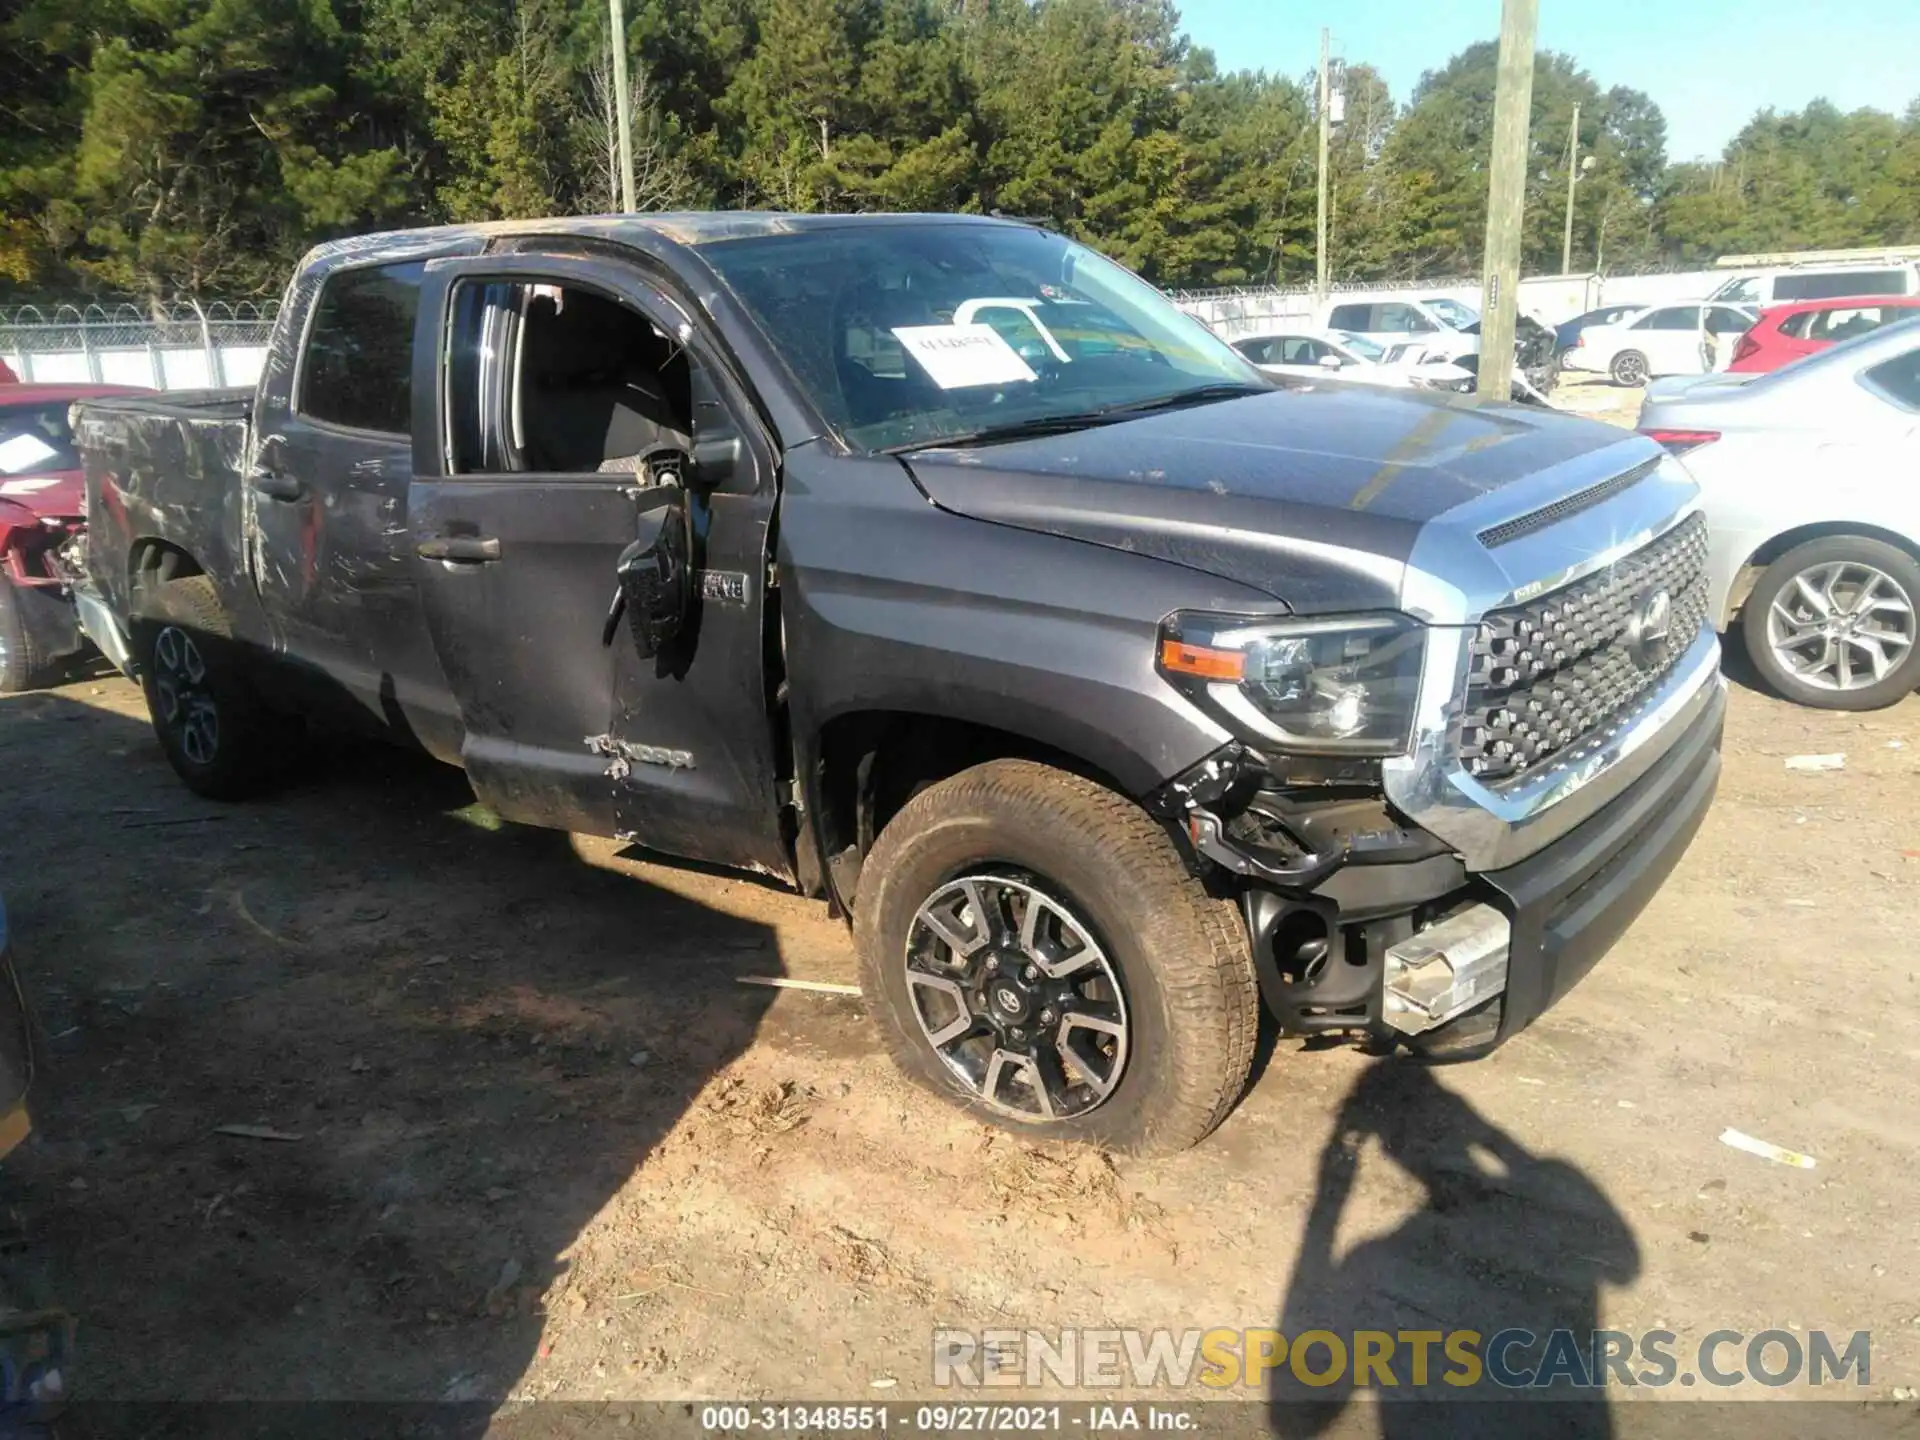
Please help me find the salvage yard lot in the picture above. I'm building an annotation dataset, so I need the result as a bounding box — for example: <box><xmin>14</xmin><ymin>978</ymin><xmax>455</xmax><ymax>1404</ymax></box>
<box><xmin>4</xmin><ymin>669</ymin><xmax>1920</xmax><ymax>1415</ymax></box>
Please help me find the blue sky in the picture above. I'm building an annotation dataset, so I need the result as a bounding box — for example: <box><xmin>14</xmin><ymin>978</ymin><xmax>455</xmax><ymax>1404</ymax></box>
<box><xmin>1178</xmin><ymin>0</ymin><xmax>1920</xmax><ymax>161</ymax></box>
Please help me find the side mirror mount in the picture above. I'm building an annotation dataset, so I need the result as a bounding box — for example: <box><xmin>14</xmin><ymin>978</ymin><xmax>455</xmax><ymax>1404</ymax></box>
<box><xmin>691</xmin><ymin>432</ymin><xmax>742</xmax><ymax>488</ymax></box>
<box><xmin>688</xmin><ymin>366</ymin><xmax>742</xmax><ymax>490</ymax></box>
<box><xmin>602</xmin><ymin>487</ymin><xmax>691</xmax><ymax>656</ymax></box>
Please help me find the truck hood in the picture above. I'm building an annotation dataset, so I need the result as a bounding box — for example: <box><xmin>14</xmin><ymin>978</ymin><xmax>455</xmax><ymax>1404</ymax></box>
<box><xmin>901</xmin><ymin>386</ymin><xmax>1651</xmax><ymax>612</ymax></box>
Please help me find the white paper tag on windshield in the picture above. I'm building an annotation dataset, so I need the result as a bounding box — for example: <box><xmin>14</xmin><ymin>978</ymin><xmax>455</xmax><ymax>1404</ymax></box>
<box><xmin>892</xmin><ymin>323</ymin><xmax>1037</xmax><ymax>389</ymax></box>
<box><xmin>0</xmin><ymin>433</ymin><xmax>60</xmax><ymax>475</ymax></box>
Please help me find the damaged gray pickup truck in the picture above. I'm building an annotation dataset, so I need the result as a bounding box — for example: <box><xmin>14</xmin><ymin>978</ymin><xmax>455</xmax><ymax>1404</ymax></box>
<box><xmin>71</xmin><ymin>214</ymin><xmax>1725</xmax><ymax>1152</ymax></box>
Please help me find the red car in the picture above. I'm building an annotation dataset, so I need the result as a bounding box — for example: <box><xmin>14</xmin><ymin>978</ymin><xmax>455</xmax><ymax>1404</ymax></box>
<box><xmin>1727</xmin><ymin>294</ymin><xmax>1920</xmax><ymax>373</ymax></box>
<box><xmin>0</xmin><ymin>383</ymin><xmax>149</xmax><ymax>691</ymax></box>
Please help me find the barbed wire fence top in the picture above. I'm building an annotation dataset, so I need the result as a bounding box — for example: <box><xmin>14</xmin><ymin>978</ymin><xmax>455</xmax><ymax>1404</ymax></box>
<box><xmin>0</xmin><ymin>299</ymin><xmax>281</xmax><ymax>388</ymax></box>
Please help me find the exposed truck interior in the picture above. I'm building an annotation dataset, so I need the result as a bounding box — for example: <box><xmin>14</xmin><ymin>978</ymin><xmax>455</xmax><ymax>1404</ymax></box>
<box><xmin>448</xmin><ymin>281</ymin><xmax>692</xmax><ymax>475</ymax></box>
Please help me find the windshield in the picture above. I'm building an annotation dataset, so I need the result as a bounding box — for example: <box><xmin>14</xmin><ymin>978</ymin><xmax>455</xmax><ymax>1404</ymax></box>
<box><xmin>0</xmin><ymin>403</ymin><xmax>80</xmax><ymax>476</ymax></box>
<box><xmin>700</xmin><ymin>224</ymin><xmax>1262</xmax><ymax>451</ymax></box>
<box><xmin>1423</xmin><ymin>298</ymin><xmax>1479</xmax><ymax>328</ymax></box>
<box><xmin>1330</xmin><ymin>331</ymin><xmax>1386</xmax><ymax>360</ymax></box>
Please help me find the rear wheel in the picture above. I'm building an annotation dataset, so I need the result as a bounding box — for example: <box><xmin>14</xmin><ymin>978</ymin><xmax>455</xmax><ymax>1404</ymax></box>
<box><xmin>854</xmin><ymin>759</ymin><xmax>1258</xmax><ymax>1154</ymax></box>
<box><xmin>1609</xmin><ymin>349</ymin><xmax>1649</xmax><ymax>386</ymax></box>
<box><xmin>134</xmin><ymin>574</ymin><xmax>279</xmax><ymax>798</ymax></box>
<box><xmin>1741</xmin><ymin>537</ymin><xmax>1920</xmax><ymax>710</ymax></box>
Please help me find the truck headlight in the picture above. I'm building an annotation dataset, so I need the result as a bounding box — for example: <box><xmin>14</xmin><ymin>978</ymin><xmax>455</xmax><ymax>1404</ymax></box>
<box><xmin>1157</xmin><ymin>612</ymin><xmax>1427</xmax><ymax>755</ymax></box>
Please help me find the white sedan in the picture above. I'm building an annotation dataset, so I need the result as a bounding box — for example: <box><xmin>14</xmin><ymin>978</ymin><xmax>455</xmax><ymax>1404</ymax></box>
<box><xmin>1638</xmin><ymin>316</ymin><xmax>1920</xmax><ymax>708</ymax></box>
<box><xmin>1563</xmin><ymin>302</ymin><xmax>1758</xmax><ymax>385</ymax></box>
<box><xmin>1232</xmin><ymin>331</ymin><xmax>1474</xmax><ymax>392</ymax></box>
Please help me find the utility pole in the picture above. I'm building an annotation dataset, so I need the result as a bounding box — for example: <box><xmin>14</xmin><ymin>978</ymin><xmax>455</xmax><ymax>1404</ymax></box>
<box><xmin>608</xmin><ymin>0</ymin><xmax>637</xmax><ymax>213</ymax></box>
<box><xmin>1315</xmin><ymin>27</ymin><xmax>1330</xmax><ymax>307</ymax></box>
<box><xmin>1476</xmin><ymin>0</ymin><xmax>1538</xmax><ymax>400</ymax></box>
<box><xmin>1561</xmin><ymin>101</ymin><xmax>1580</xmax><ymax>275</ymax></box>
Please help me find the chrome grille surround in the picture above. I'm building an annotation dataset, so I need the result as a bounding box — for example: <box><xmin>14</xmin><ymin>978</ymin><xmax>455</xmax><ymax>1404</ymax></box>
<box><xmin>1459</xmin><ymin>513</ymin><xmax>1711</xmax><ymax>783</ymax></box>
<box><xmin>1383</xmin><ymin>439</ymin><xmax>1724</xmax><ymax>873</ymax></box>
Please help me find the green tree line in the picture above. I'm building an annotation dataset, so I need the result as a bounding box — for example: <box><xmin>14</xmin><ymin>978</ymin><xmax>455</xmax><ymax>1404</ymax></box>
<box><xmin>3</xmin><ymin>0</ymin><xmax>1917</xmax><ymax>302</ymax></box>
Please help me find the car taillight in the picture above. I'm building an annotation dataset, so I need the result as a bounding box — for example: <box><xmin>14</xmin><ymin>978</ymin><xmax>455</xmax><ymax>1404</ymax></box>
<box><xmin>1732</xmin><ymin>333</ymin><xmax>1760</xmax><ymax>363</ymax></box>
<box><xmin>1639</xmin><ymin>428</ymin><xmax>1720</xmax><ymax>456</ymax></box>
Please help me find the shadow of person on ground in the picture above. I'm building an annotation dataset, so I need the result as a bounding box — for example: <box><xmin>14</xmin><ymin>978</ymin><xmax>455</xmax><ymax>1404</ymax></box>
<box><xmin>1270</xmin><ymin>1061</ymin><xmax>1638</xmax><ymax>1440</ymax></box>
<box><xmin>0</xmin><ymin>690</ymin><xmax>791</xmax><ymax>1437</ymax></box>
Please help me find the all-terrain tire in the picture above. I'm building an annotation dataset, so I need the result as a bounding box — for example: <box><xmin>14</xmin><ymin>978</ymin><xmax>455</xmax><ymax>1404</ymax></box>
<box><xmin>0</xmin><ymin>576</ymin><xmax>47</xmax><ymax>694</ymax></box>
<box><xmin>133</xmin><ymin>574</ymin><xmax>278</xmax><ymax>800</ymax></box>
<box><xmin>853</xmin><ymin>759</ymin><xmax>1259</xmax><ymax>1155</ymax></box>
<box><xmin>1740</xmin><ymin>535</ymin><xmax>1920</xmax><ymax>711</ymax></box>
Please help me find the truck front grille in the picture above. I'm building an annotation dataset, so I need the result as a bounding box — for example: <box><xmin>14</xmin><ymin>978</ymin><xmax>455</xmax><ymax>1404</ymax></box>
<box><xmin>1459</xmin><ymin>514</ymin><xmax>1709</xmax><ymax>784</ymax></box>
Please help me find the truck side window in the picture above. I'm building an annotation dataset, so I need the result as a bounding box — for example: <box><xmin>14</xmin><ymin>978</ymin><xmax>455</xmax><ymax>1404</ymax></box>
<box><xmin>1327</xmin><ymin>304</ymin><xmax>1371</xmax><ymax>332</ymax></box>
<box><xmin>299</xmin><ymin>262</ymin><xmax>426</xmax><ymax>434</ymax></box>
<box><xmin>446</xmin><ymin>280</ymin><xmax>693</xmax><ymax>475</ymax></box>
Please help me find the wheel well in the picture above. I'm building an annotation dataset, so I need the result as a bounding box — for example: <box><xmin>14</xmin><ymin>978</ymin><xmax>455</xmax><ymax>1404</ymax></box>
<box><xmin>1725</xmin><ymin>522</ymin><xmax>1920</xmax><ymax>625</ymax></box>
<box><xmin>128</xmin><ymin>539</ymin><xmax>206</xmax><ymax>590</ymax></box>
<box><xmin>814</xmin><ymin>711</ymin><xmax>1132</xmax><ymax>904</ymax></box>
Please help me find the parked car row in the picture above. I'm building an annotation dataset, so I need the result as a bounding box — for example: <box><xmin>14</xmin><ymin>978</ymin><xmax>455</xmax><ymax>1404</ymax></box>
<box><xmin>1316</xmin><ymin>295</ymin><xmax>1561</xmax><ymax>398</ymax></box>
<box><xmin>1231</xmin><ymin>330</ymin><xmax>1476</xmax><ymax>392</ymax></box>
<box><xmin>1562</xmin><ymin>303</ymin><xmax>1759</xmax><ymax>385</ymax></box>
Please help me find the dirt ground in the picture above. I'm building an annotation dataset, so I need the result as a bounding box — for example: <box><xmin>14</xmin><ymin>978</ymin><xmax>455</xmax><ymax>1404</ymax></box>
<box><xmin>1551</xmin><ymin>372</ymin><xmax>1647</xmax><ymax>429</ymax></box>
<box><xmin>3</xmin><ymin>384</ymin><xmax>1918</xmax><ymax>1428</ymax></box>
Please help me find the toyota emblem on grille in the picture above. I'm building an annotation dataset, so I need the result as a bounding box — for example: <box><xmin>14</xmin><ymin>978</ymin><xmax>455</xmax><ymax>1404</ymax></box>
<box><xmin>1626</xmin><ymin>587</ymin><xmax>1674</xmax><ymax>667</ymax></box>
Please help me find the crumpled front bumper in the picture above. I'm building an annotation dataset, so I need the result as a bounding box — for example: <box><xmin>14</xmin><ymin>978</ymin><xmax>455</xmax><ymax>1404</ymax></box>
<box><xmin>1418</xmin><ymin>673</ymin><xmax>1725</xmax><ymax>1054</ymax></box>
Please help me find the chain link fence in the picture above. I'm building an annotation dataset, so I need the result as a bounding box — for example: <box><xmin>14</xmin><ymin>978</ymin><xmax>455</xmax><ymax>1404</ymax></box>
<box><xmin>0</xmin><ymin>300</ymin><xmax>280</xmax><ymax>390</ymax></box>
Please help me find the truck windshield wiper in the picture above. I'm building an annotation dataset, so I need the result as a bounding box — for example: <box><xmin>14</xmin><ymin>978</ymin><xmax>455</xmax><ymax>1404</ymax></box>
<box><xmin>886</xmin><ymin>411</ymin><xmax>1125</xmax><ymax>453</ymax></box>
<box><xmin>1099</xmin><ymin>381</ymin><xmax>1270</xmax><ymax>417</ymax></box>
<box><xmin>887</xmin><ymin>382</ymin><xmax>1268</xmax><ymax>453</ymax></box>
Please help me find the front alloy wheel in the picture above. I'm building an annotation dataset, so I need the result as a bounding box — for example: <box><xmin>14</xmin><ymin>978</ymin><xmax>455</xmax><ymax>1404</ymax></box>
<box><xmin>1742</xmin><ymin>536</ymin><xmax>1920</xmax><ymax>711</ymax></box>
<box><xmin>151</xmin><ymin>625</ymin><xmax>220</xmax><ymax>765</ymax></box>
<box><xmin>1765</xmin><ymin>560</ymin><xmax>1915</xmax><ymax>694</ymax></box>
<box><xmin>853</xmin><ymin>759</ymin><xmax>1258</xmax><ymax>1154</ymax></box>
<box><xmin>905</xmin><ymin>873</ymin><xmax>1128</xmax><ymax>1121</ymax></box>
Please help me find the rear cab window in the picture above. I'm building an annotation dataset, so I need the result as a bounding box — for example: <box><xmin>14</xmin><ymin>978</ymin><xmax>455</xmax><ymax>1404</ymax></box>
<box><xmin>298</xmin><ymin>262</ymin><xmax>427</xmax><ymax>433</ymax></box>
<box><xmin>1327</xmin><ymin>303</ymin><xmax>1373</xmax><ymax>332</ymax></box>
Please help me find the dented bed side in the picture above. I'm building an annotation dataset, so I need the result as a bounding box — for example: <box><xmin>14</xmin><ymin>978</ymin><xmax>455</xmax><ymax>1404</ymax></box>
<box><xmin>72</xmin><ymin>389</ymin><xmax>259</xmax><ymax>648</ymax></box>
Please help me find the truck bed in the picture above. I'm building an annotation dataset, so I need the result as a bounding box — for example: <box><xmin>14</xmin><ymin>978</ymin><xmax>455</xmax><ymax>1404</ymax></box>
<box><xmin>70</xmin><ymin>387</ymin><xmax>255</xmax><ymax>641</ymax></box>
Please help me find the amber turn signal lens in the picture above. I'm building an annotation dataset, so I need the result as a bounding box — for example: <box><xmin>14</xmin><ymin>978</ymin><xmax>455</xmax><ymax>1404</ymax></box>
<box><xmin>1159</xmin><ymin>638</ymin><xmax>1245</xmax><ymax>681</ymax></box>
